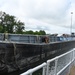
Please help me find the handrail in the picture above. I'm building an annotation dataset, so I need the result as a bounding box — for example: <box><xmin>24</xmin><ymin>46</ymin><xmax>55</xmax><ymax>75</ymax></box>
<box><xmin>20</xmin><ymin>48</ymin><xmax>75</xmax><ymax>75</ymax></box>
<box><xmin>47</xmin><ymin>48</ymin><xmax>74</xmax><ymax>63</ymax></box>
<box><xmin>46</xmin><ymin>48</ymin><xmax>75</xmax><ymax>75</ymax></box>
<box><xmin>21</xmin><ymin>63</ymin><xmax>46</xmax><ymax>75</ymax></box>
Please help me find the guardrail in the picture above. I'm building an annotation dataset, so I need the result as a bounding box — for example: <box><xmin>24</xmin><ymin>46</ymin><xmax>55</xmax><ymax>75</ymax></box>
<box><xmin>20</xmin><ymin>48</ymin><xmax>75</xmax><ymax>75</ymax></box>
<box><xmin>46</xmin><ymin>48</ymin><xmax>75</xmax><ymax>75</ymax></box>
<box><xmin>20</xmin><ymin>63</ymin><xmax>46</xmax><ymax>75</ymax></box>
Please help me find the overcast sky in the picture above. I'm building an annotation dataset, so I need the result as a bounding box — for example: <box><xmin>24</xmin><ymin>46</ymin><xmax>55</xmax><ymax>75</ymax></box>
<box><xmin>0</xmin><ymin>0</ymin><xmax>75</xmax><ymax>34</ymax></box>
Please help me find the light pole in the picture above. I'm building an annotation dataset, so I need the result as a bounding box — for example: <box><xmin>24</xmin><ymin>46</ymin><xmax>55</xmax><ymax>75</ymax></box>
<box><xmin>0</xmin><ymin>11</ymin><xmax>2</xmax><ymax>22</ymax></box>
<box><xmin>70</xmin><ymin>12</ymin><xmax>73</xmax><ymax>35</ymax></box>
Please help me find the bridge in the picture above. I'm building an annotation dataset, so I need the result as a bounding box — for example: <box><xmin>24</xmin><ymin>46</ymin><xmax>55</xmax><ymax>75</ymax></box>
<box><xmin>20</xmin><ymin>48</ymin><xmax>75</xmax><ymax>75</ymax></box>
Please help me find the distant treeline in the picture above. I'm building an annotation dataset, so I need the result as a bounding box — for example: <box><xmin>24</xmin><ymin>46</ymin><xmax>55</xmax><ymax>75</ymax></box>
<box><xmin>23</xmin><ymin>30</ymin><xmax>46</xmax><ymax>35</ymax></box>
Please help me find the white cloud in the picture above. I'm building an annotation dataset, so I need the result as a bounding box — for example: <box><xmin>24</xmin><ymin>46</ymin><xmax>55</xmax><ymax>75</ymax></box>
<box><xmin>0</xmin><ymin>0</ymin><xmax>75</xmax><ymax>34</ymax></box>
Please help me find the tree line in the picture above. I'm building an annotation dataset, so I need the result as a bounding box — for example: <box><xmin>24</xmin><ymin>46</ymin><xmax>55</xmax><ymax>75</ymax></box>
<box><xmin>24</xmin><ymin>30</ymin><xmax>46</xmax><ymax>35</ymax></box>
<box><xmin>0</xmin><ymin>11</ymin><xmax>46</xmax><ymax>35</ymax></box>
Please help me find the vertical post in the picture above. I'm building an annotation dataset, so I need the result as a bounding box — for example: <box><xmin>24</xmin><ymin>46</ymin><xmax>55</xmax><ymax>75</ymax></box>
<box><xmin>70</xmin><ymin>51</ymin><xmax>73</xmax><ymax>62</ymax></box>
<box><xmin>0</xmin><ymin>11</ymin><xmax>2</xmax><ymax>17</ymax></box>
<box><xmin>73</xmin><ymin>50</ymin><xmax>74</xmax><ymax>61</ymax></box>
<box><xmin>55</xmin><ymin>58</ymin><xmax>58</xmax><ymax>75</ymax></box>
<box><xmin>46</xmin><ymin>62</ymin><xmax>49</xmax><ymax>75</ymax></box>
<box><xmin>30</xmin><ymin>73</ymin><xmax>32</xmax><ymax>75</ymax></box>
<box><xmin>74</xmin><ymin>50</ymin><xmax>75</xmax><ymax>66</ymax></box>
<box><xmin>70</xmin><ymin>12</ymin><xmax>73</xmax><ymax>35</ymax></box>
<box><xmin>5</xmin><ymin>31</ymin><xmax>8</xmax><ymax>41</ymax></box>
<box><xmin>36</xmin><ymin>35</ymin><xmax>39</xmax><ymax>43</ymax></box>
<box><xmin>29</xmin><ymin>36</ymin><xmax>31</xmax><ymax>43</ymax></box>
<box><xmin>42</xmin><ymin>66</ymin><xmax>46</xmax><ymax>75</ymax></box>
<box><xmin>73</xmin><ymin>49</ymin><xmax>75</xmax><ymax>66</ymax></box>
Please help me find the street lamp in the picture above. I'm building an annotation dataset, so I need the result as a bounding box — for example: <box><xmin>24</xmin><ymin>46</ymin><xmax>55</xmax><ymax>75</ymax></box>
<box><xmin>70</xmin><ymin>12</ymin><xmax>73</xmax><ymax>35</ymax></box>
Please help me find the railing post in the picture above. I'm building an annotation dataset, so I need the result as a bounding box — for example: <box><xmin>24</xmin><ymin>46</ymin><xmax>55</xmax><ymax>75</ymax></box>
<box><xmin>42</xmin><ymin>66</ymin><xmax>46</xmax><ymax>75</ymax></box>
<box><xmin>46</xmin><ymin>62</ymin><xmax>49</xmax><ymax>75</ymax></box>
<box><xmin>29</xmin><ymin>36</ymin><xmax>31</xmax><ymax>43</ymax></box>
<box><xmin>55</xmin><ymin>57</ymin><xmax>58</xmax><ymax>75</ymax></box>
<box><xmin>73</xmin><ymin>49</ymin><xmax>75</xmax><ymax>66</ymax></box>
<box><xmin>30</xmin><ymin>73</ymin><xmax>32</xmax><ymax>75</ymax></box>
<box><xmin>70</xmin><ymin>51</ymin><xmax>72</xmax><ymax>62</ymax></box>
<box><xmin>74</xmin><ymin>49</ymin><xmax>75</xmax><ymax>66</ymax></box>
<box><xmin>68</xmin><ymin>51</ymin><xmax>72</xmax><ymax>75</ymax></box>
<box><xmin>73</xmin><ymin>50</ymin><xmax>74</xmax><ymax>60</ymax></box>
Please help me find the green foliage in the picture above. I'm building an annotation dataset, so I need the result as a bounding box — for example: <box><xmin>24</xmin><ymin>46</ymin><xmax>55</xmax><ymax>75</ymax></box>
<box><xmin>24</xmin><ymin>30</ymin><xmax>46</xmax><ymax>35</ymax></box>
<box><xmin>0</xmin><ymin>25</ymin><xmax>3</xmax><ymax>32</ymax></box>
<box><xmin>0</xmin><ymin>11</ymin><xmax>25</xmax><ymax>33</ymax></box>
<box><xmin>15</xmin><ymin>20</ymin><xmax>25</xmax><ymax>34</ymax></box>
<box><xmin>0</xmin><ymin>11</ymin><xmax>46</xmax><ymax>35</ymax></box>
<box><xmin>24</xmin><ymin>30</ymin><xmax>34</xmax><ymax>34</ymax></box>
<box><xmin>39</xmin><ymin>30</ymin><xmax>46</xmax><ymax>35</ymax></box>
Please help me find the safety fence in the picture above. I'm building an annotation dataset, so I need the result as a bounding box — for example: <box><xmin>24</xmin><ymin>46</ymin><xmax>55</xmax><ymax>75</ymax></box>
<box><xmin>20</xmin><ymin>48</ymin><xmax>75</xmax><ymax>75</ymax></box>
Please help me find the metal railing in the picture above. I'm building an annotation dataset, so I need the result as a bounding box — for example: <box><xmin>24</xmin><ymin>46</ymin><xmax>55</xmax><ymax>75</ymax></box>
<box><xmin>20</xmin><ymin>48</ymin><xmax>75</xmax><ymax>75</ymax></box>
<box><xmin>20</xmin><ymin>63</ymin><xmax>46</xmax><ymax>75</ymax></box>
<box><xmin>46</xmin><ymin>48</ymin><xmax>75</xmax><ymax>75</ymax></box>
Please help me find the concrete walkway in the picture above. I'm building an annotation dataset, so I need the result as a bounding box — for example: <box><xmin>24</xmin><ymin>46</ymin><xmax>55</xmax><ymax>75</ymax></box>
<box><xmin>67</xmin><ymin>66</ymin><xmax>75</xmax><ymax>75</ymax></box>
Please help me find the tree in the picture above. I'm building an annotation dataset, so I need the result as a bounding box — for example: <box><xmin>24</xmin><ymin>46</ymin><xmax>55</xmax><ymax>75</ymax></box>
<box><xmin>0</xmin><ymin>11</ymin><xmax>25</xmax><ymax>33</ymax></box>
<box><xmin>39</xmin><ymin>30</ymin><xmax>46</xmax><ymax>35</ymax></box>
<box><xmin>24</xmin><ymin>30</ymin><xmax>34</xmax><ymax>34</ymax></box>
<box><xmin>0</xmin><ymin>25</ymin><xmax>3</xmax><ymax>32</ymax></box>
<box><xmin>15</xmin><ymin>20</ymin><xmax>25</xmax><ymax>34</ymax></box>
<box><xmin>24</xmin><ymin>30</ymin><xmax>46</xmax><ymax>35</ymax></box>
<box><xmin>34</xmin><ymin>31</ymin><xmax>39</xmax><ymax>35</ymax></box>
